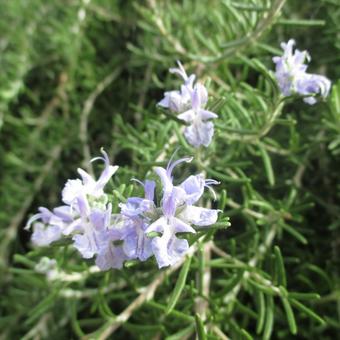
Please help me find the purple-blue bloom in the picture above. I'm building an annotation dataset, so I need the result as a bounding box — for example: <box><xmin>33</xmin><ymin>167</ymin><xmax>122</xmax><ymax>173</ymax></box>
<box><xmin>26</xmin><ymin>206</ymin><xmax>74</xmax><ymax>246</ymax></box>
<box><xmin>71</xmin><ymin>199</ymin><xmax>112</xmax><ymax>259</ymax></box>
<box><xmin>62</xmin><ymin>149</ymin><xmax>118</xmax><ymax>206</ymax></box>
<box><xmin>31</xmin><ymin>222</ymin><xmax>62</xmax><ymax>247</ymax></box>
<box><xmin>95</xmin><ymin>241</ymin><xmax>129</xmax><ymax>270</ymax></box>
<box><xmin>158</xmin><ymin>61</ymin><xmax>218</xmax><ymax>148</ymax></box>
<box><xmin>95</xmin><ymin>214</ymin><xmax>130</xmax><ymax>270</ymax></box>
<box><xmin>146</xmin><ymin>216</ymin><xmax>195</xmax><ymax>268</ymax></box>
<box><xmin>158</xmin><ymin>61</ymin><xmax>195</xmax><ymax>113</ymax></box>
<box><xmin>118</xmin><ymin>180</ymin><xmax>156</xmax><ymax>262</ymax></box>
<box><xmin>296</xmin><ymin>74</ymin><xmax>331</xmax><ymax>105</ymax></box>
<box><xmin>146</xmin><ymin>156</ymin><xmax>220</xmax><ymax>268</ymax></box>
<box><xmin>26</xmin><ymin>150</ymin><xmax>222</xmax><ymax>271</ymax></box>
<box><xmin>273</xmin><ymin>39</ymin><xmax>331</xmax><ymax>104</ymax></box>
<box><xmin>178</xmin><ymin>83</ymin><xmax>218</xmax><ymax>147</ymax></box>
<box><xmin>26</xmin><ymin>150</ymin><xmax>123</xmax><ymax>265</ymax></box>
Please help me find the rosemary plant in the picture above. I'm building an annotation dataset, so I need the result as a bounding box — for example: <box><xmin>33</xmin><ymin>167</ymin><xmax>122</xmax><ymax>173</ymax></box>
<box><xmin>1</xmin><ymin>1</ymin><xmax>339</xmax><ymax>339</ymax></box>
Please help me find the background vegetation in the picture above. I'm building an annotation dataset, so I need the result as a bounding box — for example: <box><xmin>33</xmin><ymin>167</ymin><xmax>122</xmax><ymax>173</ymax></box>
<box><xmin>1</xmin><ymin>0</ymin><xmax>339</xmax><ymax>339</ymax></box>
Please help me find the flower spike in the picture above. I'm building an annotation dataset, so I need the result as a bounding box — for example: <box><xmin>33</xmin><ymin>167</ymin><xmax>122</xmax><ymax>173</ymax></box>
<box><xmin>273</xmin><ymin>39</ymin><xmax>331</xmax><ymax>104</ymax></box>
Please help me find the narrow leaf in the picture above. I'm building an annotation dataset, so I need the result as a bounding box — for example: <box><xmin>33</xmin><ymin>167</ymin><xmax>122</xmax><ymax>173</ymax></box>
<box><xmin>248</xmin><ymin>278</ymin><xmax>276</xmax><ymax>296</ymax></box>
<box><xmin>165</xmin><ymin>325</ymin><xmax>195</xmax><ymax>340</ymax></box>
<box><xmin>219</xmin><ymin>189</ymin><xmax>227</xmax><ymax>210</ymax></box>
<box><xmin>256</xmin><ymin>291</ymin><xmax>265</xmax><ymax>334</ymax></box>
<box><xmin>277</xmin><ymin>19</ymin><xmax>325</xmax><ymax>26</ymax></box>
<box><xmin>274</xmin><ymin>246</ymin><xmax>287</xmax><ymax>287</ymax></box>
<box><xmin>195</xmin><ymin>313</ymin><xmax>207</xmax><ymax>340</ymax></box>
<box><xmin>146</xmin><ymin>301</ymin><xmax>194</xmax><ymax>322</ymax></box>
<box><xmin>288</xmin><ymin>292</ymin><xmax>320</xmax><ymax>301</ymax></box>
<box><xmin>290</xmin><ymin>299</ymin><xmax>325</xmax><ymax>325</ymax></box>
<box><xmin>258</xmin><ymin>144</ymin><xmax>275</xmax><ymax>186</ymax></box>
<box><xmin>280</xmin><ymin>222</ymin><xmax>308</xmax><ymax>244</ymax></box>
<box><xmin>166</xmin><ymin>256</ymin><xmax>192</xmax><ymax>315</ymax></box>
<box><xmin>240</xmin><ymin>328</ymin><xmax>253</xmax><ymax>340</ymax></box>
<box><xmin>222</xmin><ymin>269</ymin><xmax>245</xmax><ymax>293</ymax></box>
<box><xmin>263</xmin><ymin>295</ymin><xmax>274</xmax><ymax>340</ymax></box>
<box><xmin>71</xmin><ymin>301</ymin><xmax>85</xmax><ymax>337</ymax></box>
<box><xmin>279</xmin><ymin>287</ymin><xmax>297</xmax><ymax>335</ymax></box>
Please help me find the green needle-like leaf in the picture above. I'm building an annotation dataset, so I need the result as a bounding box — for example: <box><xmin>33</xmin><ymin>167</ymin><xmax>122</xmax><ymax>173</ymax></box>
<box><xmin>256</xmin><ymin>291</ymin><xmax>266</xmax><ymax>334</ymax></box>
<box><xmin>279</xmin><ymin>287</ymin><xmax>297</xmax><ymax>335</ymax></box>
<box><xmin>263</xmin><ymin>295</ymin><xmax>274</xmax><ymax>340</ymax></box>
<box><xmin>166</xmin><ymin>256</ymin><xmax>192</xmax><ymax>315</ymax></box>
<box><xmin>195</xmin><ymin>313</ymin><xmax>207</xmax><ymax>340</ymax></box>
<box><xmin>258</xmin><ymin>144</ymin><xmax>275</xmax><ymax>186</ymax></box>
<box><xmin>274</xmin><ymin>246</ymin><xmax>287</xmax><ymax>287</ymax></box>
<box><xmin>290</xmin><ymin>299</ymin><xmax>326</xmax><ymax>325</ymax></box>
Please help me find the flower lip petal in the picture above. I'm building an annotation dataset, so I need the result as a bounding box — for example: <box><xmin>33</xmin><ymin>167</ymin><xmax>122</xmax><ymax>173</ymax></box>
<box><xmin>192</xmin><ymin>83</ymin><xmax>208</xmax><ymax>110</ymax></box>
<box><xmin>177</xmin><ymin>110</ymin><xmax>195</xmax><ymax>123</ymax></box>
<box><xmin>77</xmin><ymin>168</ymin><xmax>95</xmax><ymax>187</ymax></box>
<box><xmin>152</xmin><ymin>235</ymin><xmax>190</xmax><ymax>268</ymax></box>
<box><xmin>154</xmin><ymin>166</ymin><xmax>173</xmax><ymax>193</ymax></box>
<box><xmin>62</xmin><ymin>218</ymin><xmax>82</xmax><ymax>235</ymax></box>
<box><xmin>95</xmin><ymin>242</ymin><xmax>129</xmax><ymax>270</ymax></box>
<box><xmin>31</xmin><ymin>223</ymin><xmax>62</xmax><ymax>247</ymax></box>
<box><xmin>199</xmin><ymin>109</ymin><xmax>218</xmax><ymax>121</ymax></box>
<box><xmin>145</xmin><ymin>216</ymin><xmax>167</xmax><ymax>234</ymax></box>
<box><xmin>94</xmin><ymin>164</ymin><xmax>119</xmax><ymax>193</ymax></box>
<box><xmin>76</xmin><ymin>193</ymin><xmax>91</xmax><ymax>216</ymax></box>
<box><xmin>173</xmin><ymin>217</ymin><xmax>196</xmax><ymax>234</ymax></box>
<box><xmin>162</xmin><ymin>187</ymin><xmax>186</xmax><ymax>217</ymax></box>
<box><xmin>185</xmin><ymin>74</ymin><xmax>196</xmax><ymax>88</ymax></box>
<box><xmin>180</xmin><ymin>174</ymin><xmax>205</xmax><ymax>205</ymax></box>
<box><xmin>53</xmin><ymin>205</ymin><xmax>73</xmax><ymax>222</ymax></box>
<box><xmin>178</xmin><ymin>206</ymin><xmax>220</xmax><ymax>227</ymax></box>
<box><xmin>184</xmin><ymin>120</ymin><xmax>214</xmax><ymax>148</ymax></box>
<box><xmin>144</xmin><ymin>180</ymin><xmax>156</xmax><ymax>201</ymax></box>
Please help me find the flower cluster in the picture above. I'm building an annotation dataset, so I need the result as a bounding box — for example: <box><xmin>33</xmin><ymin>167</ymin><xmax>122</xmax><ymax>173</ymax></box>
<box><xmin>26</xmin><ymin>150</ymin><xmax>220</xmax><ymax>270</ymax></box>
<box><xmin>158</xmin><ymin>61</ymin><xmax>218</xmax><ymax>148</ymax></box>
<box><xmin>26</xmin><ymin>40</ymin><xmax>331</xmax><ymax>271</ymax></box>
<box><xmin>273</xmin><ymin>39</ymin><xmax>331</xmax><ymax>105</ymax></box>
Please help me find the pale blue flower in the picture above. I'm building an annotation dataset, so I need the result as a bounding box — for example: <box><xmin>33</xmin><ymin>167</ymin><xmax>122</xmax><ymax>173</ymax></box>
<box><xmin>158</xmin><ymin>62</ymin><xmax>218</xmax><ymax>147</ymax></box>
<box><xmin>296</xmin><ymin>73</ymin><xmax>331</xmax><ymax>105</ymax></box>
<box><xmin>71</xmin><ymin>197</ymin><xmax>112</xmax><ymax>258</ymax></box>
<box><xmin>94</xmin><ymin>214</ymin><xmax>130</xmax><ymax>270</ymax></box>
<box><xmin>146</xmin><ymin>156</ymin><xmax>219</xmax><ymax>268</ymax></box>
<box><xmin>65</xmin><ymin>194</ymin><xmax>130</xmax><ymax>268</ymax></box>
<box><xmin>146</xmin><ymin>216</ymin><xmax>196</xmax><ymax>268</ymax></box>
<box><xmin>26</xmin><ymin>207</ymin><xmax>72</xmax><ymax>246</ymax></box>
<box><xmin>95</xmin><ymin>240</ymin><xmax>129</xmax><ymax>270</ymax></box>
<box><xmin>158</xmin><ymin>87</ymin><xmax>193</xmax><ymax>114</ymax></box>
<box><xmin>273</xmin><ymin>39</ymin><xmax>331</xmax><ymax>104</ymax></box>
<box><xmin>26</xmin><ymin>149</ymin><xmax>222</xmax><ymax>271</ymax></box>
<box><xmin>178</xmin><ymin>83</ymin><xmax>218</xmax><ymax>147</ymax></box>
<box><xmin>25</xmin><ymin>147</ymin><xmax>128</xmax><ymax>270</ymax></box>
<box><xmin>26</xmin><ymin>149</ymin><xmax>120</xmax><ymax>262</ymax></box>
<box><xmin>62</xmin><ymin>149</ymin><xmax>118</xmax><ymax>206</ymax></box>
<box><xmin>119</xmin><ymin>180</ymin><xmax>156</xmax><ymax>261</ymax></box>
<box><xmin>158</xmin><ymin>61</ymin><xmax>195</xmax><ymax>113</ymax></box>
<box><xmin>31</xmin><ymin>223</ymin><xmax>62</xmax><ymax>247</ymax></box>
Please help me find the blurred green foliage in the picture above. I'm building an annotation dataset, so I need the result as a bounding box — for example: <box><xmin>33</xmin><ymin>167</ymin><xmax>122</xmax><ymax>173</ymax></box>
<box><xmin>0</xmin><ymin>0</ymin><xmax>339</xmax><ymax>339</ymax></box>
